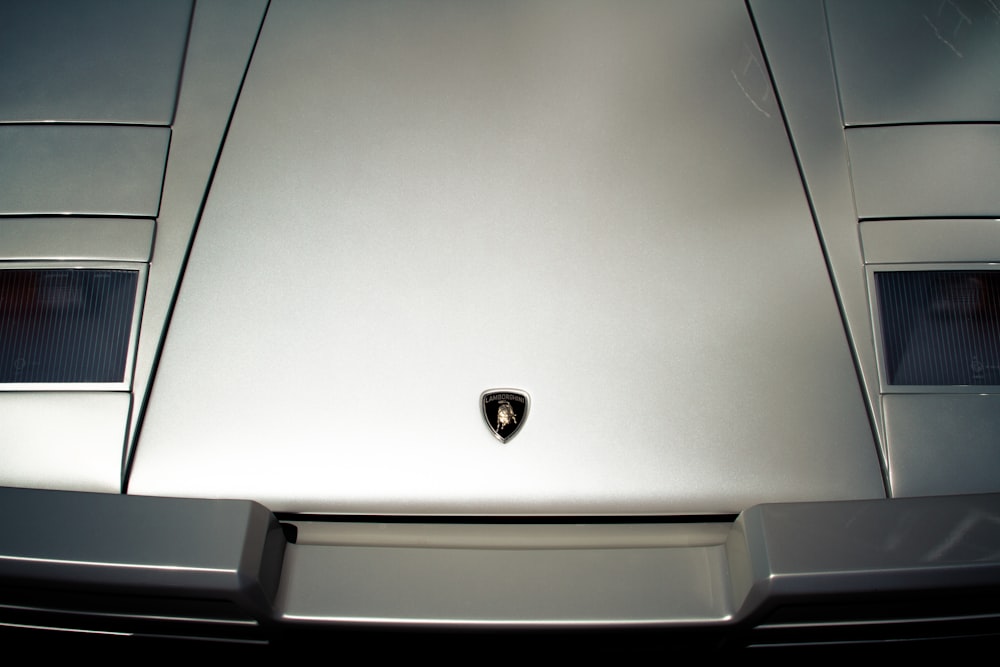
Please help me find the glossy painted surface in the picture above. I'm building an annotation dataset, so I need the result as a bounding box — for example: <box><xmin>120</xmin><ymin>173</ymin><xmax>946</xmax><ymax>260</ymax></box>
<box><xmin>0</xmin><ymin>125</ymin><xmax>169</xmax><ymax>216</ymax></box>
<box><xmin>276</xmin><ymin>494</ymin><xmax>1000</xmax><ymax>628</ymax></box>
<box><xmin>130</xmin><ymin>0</ymin><xmax>882</xmax><ymax>514</ymax></box>
<box><xmin>749</xmin><ymin>0</ymin><xmax>885</xmax><ymax>449</ymax></box>
<box><xmin>0</xmin><ymin>393</ymin><xmax>128</xmax><ymax>492</ymax></box>
<box><xmin>847</xmin><ymin>124</ymin><xmax>1000</xmax><ymax>220</ymax></box>
<box><xmin>0</xmin><ymin>0</ymin><xmax>191</xmax><ymax>124</ymax></box>
<box><xmin>290</xmin><ymin>521</ymin><xmax>731</xmax><ymax>549</ymax></box>
<box><xmin>884</xmin><ymin>394</ymin><xmax>1000</xmax><ymax>497</ymax></box>
<box><xmin>126</xmin><ymin>0</ymin><xmax>270</xmax><ymax>474</ymax></box>
<box><xmin>279</xmin><ymin>541</ymin><xmax>732</xmax><ymax>624</ymax></box>
<box><xmin>0</xmin><ymin>487</ymin><xmax>284</xmax><ymax>629</ymax></box>
<box><xmin>2</xmin><ymin>488</ymin><xmax>998</xmax><ymax>635</ymax></box>
<box><xmin>733</xmin><ymin>493</ymin><xmax>1000</xmax><ymax>635</ymax></box>
<box><xmin>0</xmin><ymin>217</ymin><xmax>154</xmax><ymax>262</ymax></box>
<box><xmin>753</xmin><ymin>2</ymin><xmax>1000</xmax><ymax>499</ymax></box>
<box><xmin>827</xmin><ymin>0</ymin><xmax>1000</xmax><ymax>125</ymax></box>
<box><xmin>2</xmin><ymin>0</ymin><xmax>1000</xmax><ymax>641</ymax></box>
<box><xmin>862</xmin><ymin>219</ymin><xmax>1000</xmax><ymax>264</ymax></box>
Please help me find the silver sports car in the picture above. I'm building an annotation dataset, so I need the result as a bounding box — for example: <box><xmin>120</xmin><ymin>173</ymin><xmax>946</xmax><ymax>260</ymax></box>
<box><xmin>2</xmin><ymin>0</ymin><xmax>999</xmax><ymax>647</ymax></box>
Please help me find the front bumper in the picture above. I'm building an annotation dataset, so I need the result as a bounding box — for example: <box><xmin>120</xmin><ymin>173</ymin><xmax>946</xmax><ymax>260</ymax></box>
<box><xmin>1</xmin><ymin>487</ymin><xmax>999</xmax><ymax>647</ymax></box>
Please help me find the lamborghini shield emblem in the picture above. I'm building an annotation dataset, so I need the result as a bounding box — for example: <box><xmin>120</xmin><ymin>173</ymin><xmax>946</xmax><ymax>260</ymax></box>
<box><xmin>480</xmin><ymin>389</ymin><xmax>530</xmax><ymax>443</ymax></box>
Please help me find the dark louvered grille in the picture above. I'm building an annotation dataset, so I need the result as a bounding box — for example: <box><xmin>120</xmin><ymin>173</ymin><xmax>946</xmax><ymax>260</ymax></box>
<box><xmin>876</xmin><ymin>271</ymin><xmax>1000</xmax><ymax>386</ymax></box>
<box><xmin>0</xmin><ymin>269</ymin><xmax>138</xmax><ymax>383</ymax></box>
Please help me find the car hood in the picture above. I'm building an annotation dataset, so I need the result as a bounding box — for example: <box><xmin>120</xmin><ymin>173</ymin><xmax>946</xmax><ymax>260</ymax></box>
<box><xmin>125</xmin><ymin>0</ymin><xmax>884</xmax><ymax>514</ymax></box>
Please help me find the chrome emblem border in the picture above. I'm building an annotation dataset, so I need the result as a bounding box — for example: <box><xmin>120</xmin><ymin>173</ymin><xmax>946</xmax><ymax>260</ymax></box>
<box><xmin>480</xmin><ymin>389</ymin><xmax>530</xmax><ymax>444</ymax></box>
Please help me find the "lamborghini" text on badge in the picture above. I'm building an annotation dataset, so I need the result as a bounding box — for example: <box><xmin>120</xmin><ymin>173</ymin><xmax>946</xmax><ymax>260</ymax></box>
<box><xmin>480</xmin><ymin>389</ymin><xmax>530</xmax><ymax>443</ymax></box>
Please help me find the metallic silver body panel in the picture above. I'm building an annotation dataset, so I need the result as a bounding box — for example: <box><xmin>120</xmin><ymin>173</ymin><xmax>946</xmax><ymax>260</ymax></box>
<box><xmin>748</xmin><ymin>0</ymin><xmax>884</xmax><ymax>447</ymax></box>
<box><xmin>826</xmin><ymin>0</ymin><xmax>1000</xmax><ymax>126</ymax></box>
<box><xmin>0</xmin><ymin>217</ymin><xmax>154</xmax><ymax>262</ymax></box>
<box><xmin>291</xmin><ymin>521</ymin><xmax>731</xmax><ymax>549</ymax></box>
<box><xmin>752</xmin><ymin>2</ymin><xmax>1000</xmax><ymax>475</ymax></box>
<box><xmin>126</xmin><ymin>0</ymin><xmax>270</xmax><ymax>470</ymax></box>
<box><xmin>0</xmin><ymin>393</ymin><xmax>128</xmax><ymax>493</ymax></box>
<box><xmin>753</xmin><ymin>2</ymin><xmax>1000</xmax><ymax>504</ymax></box>
<box><xmin>884</xmin><ymin>394</ymin><xmax>1000</xmax><ymax>497</ymax></box>
<box><xmin>276</xmin><ymin>495</ymin><xmax>1000</xmax><ymax>629</ymax></box>
<box><xmin>2</xmin><ymin>0</ymin><xmax>1000</xmax><ymax>643</ymax></box>
<box><xmin>0</xmin><ymin>125</ymin><xmax>169</xmax><ymax>217</ymax></box>
<box><xmin>733</xmin><ymin>494</ymin><xmax>1000</xmax><ymax>631</ymax></box>
<box><xmin>0</xmin><ymin>490</ymin><xmax>995</xmax><ymax>638</ymax></box>
<box><xmin>0</xmin><ymin>487</ymin><xmax>284</xmax><ymax>638</ymax></box>
<box><xmin>0</xmin><ymin>0</ymin><xmax>192</xmax><ymax>124</ymax></box>
<box><xmin>131</xmin><ymin>0</ymin><xmax>883</xmax><ymax>514</ymax></box>
<box><xmin>862</xmin><ymin>218</ymin><xmax>1000</xmax><ymax>264</ymax></box>
<box><xmin>847</xmin><ymin>125</ymin><xmax>1000</xmax><ymax>220</ymax></box>
<box><xmin>277</xmin><ymin>541</ymin><xmax>733</xmax><ymax>625</ymax></box>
